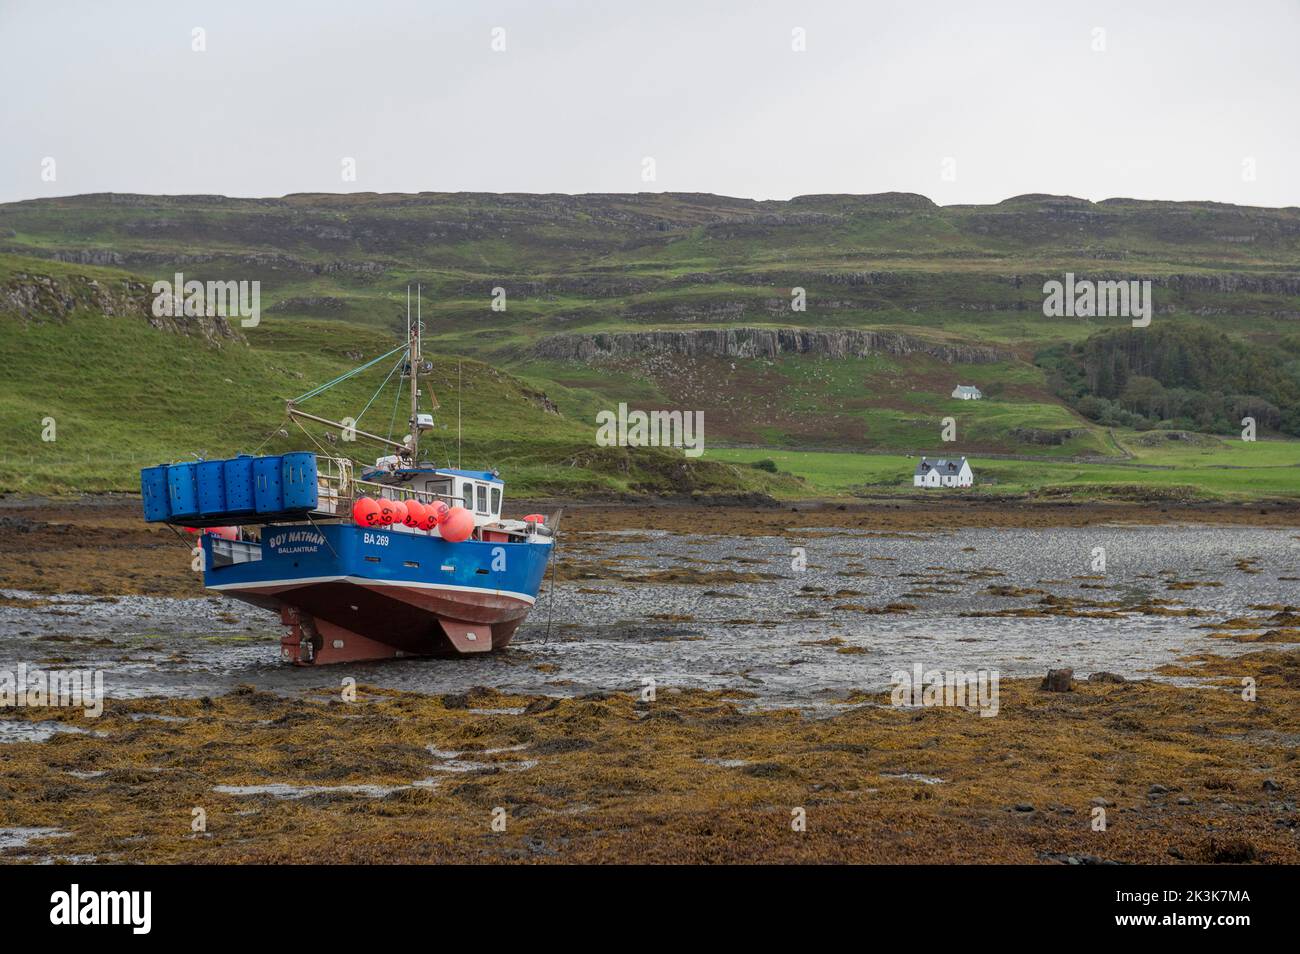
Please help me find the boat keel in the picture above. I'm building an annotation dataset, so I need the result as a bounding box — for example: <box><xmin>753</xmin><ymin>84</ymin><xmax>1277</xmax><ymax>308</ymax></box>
<box><xmin>280</xmin><ymin>607</ymin><xmax>413</xmax><ymax>665</ymax></box>
<box><xmin>278</xmin><ymin>605</ymin><xmax>518</xmax><ymax>665</ymax></box>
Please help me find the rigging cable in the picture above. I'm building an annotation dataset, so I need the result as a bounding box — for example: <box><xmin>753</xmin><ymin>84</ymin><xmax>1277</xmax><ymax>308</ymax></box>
<box><xmin>290</xmin><ymin>414</ymin><xmax>334</xmax><ymax>458</ymax></box>
<box><xmin>290</xmin><ymin>343</ymin><xmax>407</xmax><ymax>404</ymax></box>
<box><xmin>353</xmin><ymin>353</ymin><xmax>407</xmax><ymax>428</ymax></box>
<box><xmin>248</xmin><ymin>411</ymin><xmax>292</xmax><ymax>456</ymax></box>
<box><xmin>385</xmin><ymin>351</ymin><xmax>407</xmax><ymax>445</ymax></box>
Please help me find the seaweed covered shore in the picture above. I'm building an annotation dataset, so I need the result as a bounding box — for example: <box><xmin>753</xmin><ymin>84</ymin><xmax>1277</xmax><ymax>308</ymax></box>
<box><xmin>1</xmin><ymin>646</ymin><xmax>1296</xmax><ymax>864</ymax></box>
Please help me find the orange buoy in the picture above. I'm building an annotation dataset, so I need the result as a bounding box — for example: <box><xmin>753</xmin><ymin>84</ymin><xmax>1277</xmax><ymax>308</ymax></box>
<box><xmin>402</xmin><ymin>499</ymin><xmax>426</xmax><ymax>528</ymax></box>
<box><xmin>522</xmin><ymin>513</ymin><xmax>546</xmax><ymax>524</ymax></box>
<box><xmin>391</xmin><ymin>499</ymin><xmax>409</xmax><ymax>525</ymax></box>
<box><xmin>428</xmin><ymin>500</ymin><xmax>450</xmax><ymax>525</ymax></box>
<box><xmin>352</xmin><ymin>497</ymin><xmax>380</xmax><ymax>527</ymax></box>
<box><xmin>376</xmin><ymin>498</ymin><xmax>397</xmax><ymax>525</ymax></box>
<box><xmin>439</xmin><ymin>505</ymin><xmax>475</xmax><ymax>542</ymax></box>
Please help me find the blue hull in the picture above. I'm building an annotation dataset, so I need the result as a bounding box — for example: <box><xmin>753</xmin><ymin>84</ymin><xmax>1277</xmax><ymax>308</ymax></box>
<box><xmin>202</xmin><ymin>523</ymin><xmax>552</xmax><ymax>663</ymax></box>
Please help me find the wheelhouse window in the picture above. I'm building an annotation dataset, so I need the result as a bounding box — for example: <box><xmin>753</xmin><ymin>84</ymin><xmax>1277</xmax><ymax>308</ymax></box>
<box><xmin>462</xmin><ymin>482</ymin><xmax>473</xmax><ymax>509</ymax></box>
<box><xmin>424</xmin><ymin>478</ymin><xmax>451</xmax><ymax>503</ymax></box>
<box><xmin>475</xmin><ymin>484</ymin><xmax>488</xmax><ymax>514</ymax></box>
<box><xmin>491</xmin><ymin>487</ymin><xmax>501</xmax><ymax>514</ymax></box>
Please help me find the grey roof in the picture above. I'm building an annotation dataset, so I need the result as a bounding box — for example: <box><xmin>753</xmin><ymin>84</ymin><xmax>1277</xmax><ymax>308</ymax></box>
<box><xmin>914</xmin><ymin>457</ymin><xmax>969</xmax><ymax>476</ymax></box>
<box><xmin>952</xmin><ymin>385</ymin><xmax>982</xmax><ymax>396</ymax></box>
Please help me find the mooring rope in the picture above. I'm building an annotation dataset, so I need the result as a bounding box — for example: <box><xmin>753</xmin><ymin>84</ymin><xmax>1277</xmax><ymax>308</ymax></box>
<box><xmin>542</xmin><ymin>531</ymin><xmax>560</xmax><ymax>645</ymax></box>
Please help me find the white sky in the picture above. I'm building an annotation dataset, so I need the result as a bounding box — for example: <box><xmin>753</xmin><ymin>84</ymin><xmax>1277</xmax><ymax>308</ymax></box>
<box><xmin>1</xmin><ymin>0</ymin><xmax>1296</xmax><ymax>207</ymax></box>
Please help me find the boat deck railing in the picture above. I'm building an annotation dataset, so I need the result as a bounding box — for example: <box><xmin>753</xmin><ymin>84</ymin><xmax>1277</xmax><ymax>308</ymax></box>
<box><xmin>312</xmin><ymin>455</ymin><xmax>462</xmax><ymax>516</ymax></box>
<box><xmin>310</xmin><ymin>455</ymin><xmax>551</xmax><ymax>541</ymax></box>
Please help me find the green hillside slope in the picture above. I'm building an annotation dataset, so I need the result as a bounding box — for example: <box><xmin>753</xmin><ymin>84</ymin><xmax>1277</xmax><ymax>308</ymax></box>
<box><xmin>2</xmin><ymin>191</ymin><xmax>1298</xmax><ymax>499</ymax></box>
<box><xmin>0</xmin><ymin>255</ymin><xmax>797</xmax><ymax>497</ymax></box>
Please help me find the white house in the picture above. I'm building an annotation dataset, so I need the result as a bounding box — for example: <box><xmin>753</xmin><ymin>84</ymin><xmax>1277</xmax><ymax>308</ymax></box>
<box><xmin>951</xmin><ymin>385</ymin><xmax>982</xmax><ymax>400</ymax></box>
<box><xmin>913</xmin><ymin>456</ymin><xmax>974</xmax><ymax>488</ymax></box>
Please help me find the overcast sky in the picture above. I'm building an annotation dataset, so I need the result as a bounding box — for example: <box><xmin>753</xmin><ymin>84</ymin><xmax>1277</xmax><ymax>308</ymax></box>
<box><xmin>2</xmin><ymin>0</ymin><xmax>1296</xmax><ymax>207</ymax></box>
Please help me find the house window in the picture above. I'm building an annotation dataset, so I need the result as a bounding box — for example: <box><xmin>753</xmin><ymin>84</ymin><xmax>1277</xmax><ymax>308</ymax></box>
<box><xmin>475</xmin><ymin>484</ymin><xmax>488</xmax><ymax>514</ymax></box>
<box><xmin>462</xmin><ymin>482</ymin><xmax>473</xmax><ymax>509</ymax></box>
<box><xmin>491</xmin><ymin>487</ymin><xmax>501</xmax><ymax>513</ymax></box>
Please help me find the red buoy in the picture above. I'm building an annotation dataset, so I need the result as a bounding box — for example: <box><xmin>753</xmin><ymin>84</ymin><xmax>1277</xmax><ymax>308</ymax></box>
<box><xmin>376</xmin><ymin>498</ymin><xmax>397</xmax><ymax>525</ymax></box>
<box><xmin>390</xmin><ymin>499</ymin><xmax>409</xmax><ymax>525</ymax></box>
<box><xmin>402</xmin><ymin>499</ymin><xmax>426</xmax><ymax>528</ymax></box>
<box><xmin>352</xmin><ymin>497</ymin><xmax>380</xmax><ymax>527</ymax></box>
<box><xmin>522</xmin><ymin>513</ymin><xmax>546</xmax><ymax>525</ymax></box>
<box><xmin>439</xmin><ymin>506</ymin><xmax>475</xmax><ymax>542</ymax></box>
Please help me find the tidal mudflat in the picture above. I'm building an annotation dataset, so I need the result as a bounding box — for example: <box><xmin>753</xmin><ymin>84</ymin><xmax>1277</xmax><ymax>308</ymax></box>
<box><xmin>2</xmin><ymin>516</ymin><xmax>1297</xmax><ymax>705</ymax></box>
<box><xmin>1</xmin><ymin>500</ymin><xmax>1297</xmax><ymax>863</ymax></box>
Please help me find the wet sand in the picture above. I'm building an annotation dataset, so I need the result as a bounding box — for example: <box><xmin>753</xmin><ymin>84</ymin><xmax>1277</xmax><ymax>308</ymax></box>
<box><xmin>2</xmin><ymin>496</ymin><xmax>1299</xmax><ymax>863</ymax></box>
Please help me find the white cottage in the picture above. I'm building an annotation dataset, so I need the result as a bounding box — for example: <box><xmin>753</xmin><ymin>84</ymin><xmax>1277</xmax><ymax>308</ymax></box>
<box><xmin>913</xmin><ymin>456</ymin><xmax>974</xmax><ymax>488</ymax></box>
<box><xmin>951</xmin><ymin>385</ymin><xmax>982</xmax><ymax>400</ymax></box>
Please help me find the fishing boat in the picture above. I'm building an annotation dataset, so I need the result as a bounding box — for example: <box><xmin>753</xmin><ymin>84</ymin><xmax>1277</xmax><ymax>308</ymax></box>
<box><xmin>138</xmin><ymin>287</ymin><xmax>555</xmax><ymax>665</ymax></box>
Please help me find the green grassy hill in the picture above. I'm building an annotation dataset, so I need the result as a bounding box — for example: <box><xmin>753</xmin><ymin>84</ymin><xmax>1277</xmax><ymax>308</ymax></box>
<box><xmin>2</xmin><ymin>191</ymin><xmax>1298</xmax><ymax>499</ymax></box>
<box><xmin>0</xmin><ymin>256</ymin><xmax>797</xmax><ymax>498</ymax></box>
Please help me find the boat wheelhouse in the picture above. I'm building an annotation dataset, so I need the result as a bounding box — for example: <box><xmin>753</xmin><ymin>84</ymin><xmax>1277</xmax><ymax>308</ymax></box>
<box><xmin>361</xmin><ymin>462</ymin><xmax>506</xmax><ymax>530</ymax></box>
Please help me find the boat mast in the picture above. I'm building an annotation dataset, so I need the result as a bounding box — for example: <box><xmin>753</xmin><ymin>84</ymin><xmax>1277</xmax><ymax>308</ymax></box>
<box><xmin>408</xmin><ymin>284</ymin><xmax>423</xmax><ymax>462</ymax></box>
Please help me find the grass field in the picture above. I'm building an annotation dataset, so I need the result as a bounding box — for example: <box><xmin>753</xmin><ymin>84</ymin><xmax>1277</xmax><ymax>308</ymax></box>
<box><xmin>710</xmin><ymin>433</ymin><xmax>1300</xmax><ymax>500</ymax></box>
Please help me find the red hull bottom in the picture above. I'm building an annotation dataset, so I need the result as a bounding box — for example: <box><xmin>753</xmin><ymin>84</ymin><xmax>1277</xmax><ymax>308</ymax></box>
<box><xmin>214</xmin><ymin>579</ymin><xmax>532</xmax><ymax>665</ymax></box>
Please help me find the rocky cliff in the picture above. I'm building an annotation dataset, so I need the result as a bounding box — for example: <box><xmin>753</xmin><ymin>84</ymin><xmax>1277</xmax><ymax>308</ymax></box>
<box><xmin>0</xmin><ymin>271</ymin><xmax>245</xmax><ymax>347</ymax></box>
<box><xmin>531</xmin><ymin>327</ymin><xmax>1012</xmax><ymax>364</ymax></box>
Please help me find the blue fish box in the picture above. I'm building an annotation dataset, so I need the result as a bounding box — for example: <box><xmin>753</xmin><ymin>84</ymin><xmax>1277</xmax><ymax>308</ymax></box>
<box><xmin>280</xmin><ymin>452</ymin><xmax>318</xmax><ymax>511</ymax></box>
<box><xmin>222</xmin><ymin>455</ymin><xmax>256</xmax><ymax>514</ymax></box>
<box><xmin>253</xmin><ymin>455</ymin><xmax>284</xmax><ymax>513</ymax></box>
<box><xmin>141</xmin><ymin>466</ymin><xmax>171</xmax><ymax>522</ymax></box>
<box><xmin>197</xmin><ymin>460</ymin><xmax>227</xmax><ymax>515</ymax></box>
<box><xmin>167</xmin><ymin>462</ymin><xmax>199</xmax><ymax>519</ymax></box>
